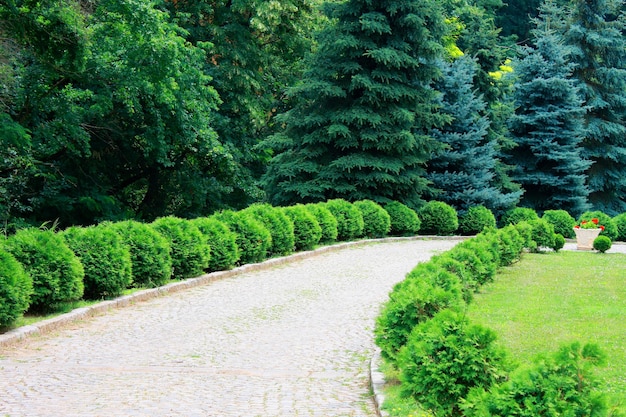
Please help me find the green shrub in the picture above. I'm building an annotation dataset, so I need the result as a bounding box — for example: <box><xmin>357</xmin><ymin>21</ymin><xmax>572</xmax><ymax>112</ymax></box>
<box><xmin>527</xmin><ymin>218</ymin><xmax>556</xmax><ymax>252</ymax></box>
<box><xmin>501</xmin><ymin>207</ymin><xmax>539</xmax><ymax>226</ymax></box>
<box><xmin>110</xmin><ymin>220</ymin><xmax>173</xmax><ymax>287</ymax></box>
<box><xmin>613</xmin><ymin>212</ymin><xmax>626</xmax><ymax>241</ymax></box>
<box><xmin>514</xmin><ymin>221</ymin><xmax>536</xmax><ymax>252</ymax></box>
<box><xmin>151</xmin><ymin>216</ymin><xmax>211</xmax><ymax>279</ymax></box>
<box><xmin>63</xmin><ymin>225</ymin><xmax>133</xmax><ymax>300</ymax></box>
<box><xmin>354</xmin><ymin>200</ymin><xmax>391</xmax><ymax>238</ymax></box>
<box><xmin>324</xmin><ymin>199</ymin><xmax>364</xmax><ymax>241</ymax></box>
<box><xmin>375</xmin><ymin>264</ymin><xmax>464</xmax><ymax>363</ymax></box>
<box><xmin>462</xmin><ymin>343</ymin><xmax>610</xmax><ymax>417</ymax></box>
<box><xmin>579</xmin><ymin>211</ymin><xmax>618</xmax><ymax>240</ymax></box>
<box><xmin>452</xmin><ymin>237</ymin><xmax>499</xmax><ymax>285</ymax></box>
<box><xmin>542</xmin><ymin>209</ymin><xmax>576</xmax><ymax>238</ymax></box>
<box><xmin>429</xmin><ymin>254</ymin><xmax>476</xmax><ymax>303</ymax></box>
<box><xmin>0</xmin><ymin>247</ymin><xmax>33</xmax><ymax>327</ymax></box>
<box><xmin>447</xmin><ymin>247</ymin><xmax>491</xmax><ymax>291</ymax></box>
<box><xmin>5</xmin><ymin>228</ymin><xmax>84</xmax><ymax>312</ymax></box>
<box><xmin>495</xmin><ymin>225</ymin><xmax>525</xmax><ymax>266</ymax></box>
<box><xmin>552</xmin><ymin>233</ymin><xmax>566</xmax><ymax>252</ymax></box>
<box><xmin>418</xmin><ymin>201</ymin><xmax>458</xmax><ymax>235</ymax></box>
<box><xmin>305</xmin><ymin>203</ymin><xmax>338</xmax><ymax>243</ymax></box>
<box><xmin>191</xmin><ymin>217</ymin><xmax>239</xmax><ymax>271</ymax></box>
<box><xmin>459</xmin><ymin>206</ymin><xmax>497</xmax><ymax>235</ymax></box>
<box><xmin>213</xmin><ymin>210</ymin><xmax>271</xmax><ymax>265</ymax></box>
<box><xmin>384</xmin><ymin>201</ymin><xmax>421</xmax><ymax>236</ymax></box>
<box><xmin>399</xmin><ymin>309</ymin><xmax>508</xmax><ymax>417</ymax></box>
<box><xmin>243</xmin><ymin>203</ymin><xmax>295</xmax><ymax>256</ymax></box>
<box><xmin>593</xmin><ymin>235</ymin><xmax>612</xmax><ymax>253</ymax></box>
<box><xmin>282</xmin><ymin>205</ymin><xmax>322</xmax><ymax>251</ymax></box>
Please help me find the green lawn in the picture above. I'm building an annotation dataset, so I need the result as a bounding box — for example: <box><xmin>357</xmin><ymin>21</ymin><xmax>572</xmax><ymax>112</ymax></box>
<box><xmin>468</xmin><ymin>250</ymin><xmax>626</xmax><ymax>404</ymax></box>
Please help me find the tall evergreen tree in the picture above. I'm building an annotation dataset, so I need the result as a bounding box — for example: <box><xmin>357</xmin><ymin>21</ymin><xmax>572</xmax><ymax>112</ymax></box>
<box><xmin>427</xmin><ymin>56</ymin><xmax>520</xmax><ymax>216</ymax></box>
<box><xmin>507</xmin><ymin>1</ymin><xmax>592</xmax><ymax>216</ymax></box>
<box><xmin>565</xmin><ymin>0</ymin><xmax>626</xmax><ymax>215</ymax></box>
<box><xmin>261</xmin><ymin>0</ymin><xmax>448</xmax><ymax>208</ymax></box>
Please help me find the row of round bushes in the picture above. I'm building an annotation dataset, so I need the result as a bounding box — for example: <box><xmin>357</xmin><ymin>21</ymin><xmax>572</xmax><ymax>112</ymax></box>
<box><xmin>374</xmin><ymin>222</ymin><xmax>615</xmax><ymax>415</ymax></box>
<box><xmin>0</xmin><ymin>199</ymin><xmax>424</xmax><ymax>328</ymax></box>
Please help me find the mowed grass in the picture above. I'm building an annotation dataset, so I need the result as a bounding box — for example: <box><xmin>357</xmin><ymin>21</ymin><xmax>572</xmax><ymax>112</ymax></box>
<box><xmin>468</xmin><ymin>250</ymin><xmax>626</xmax><ymax>404</ymax></box>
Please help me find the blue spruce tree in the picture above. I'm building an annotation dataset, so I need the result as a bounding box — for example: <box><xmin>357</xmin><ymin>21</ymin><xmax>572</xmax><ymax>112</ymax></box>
<box><xmin>427</xmin><ymin>55</ymin><xmax>520</xmax><ymax>216</ymax></box>
<box><xmin>507</xmin><ymin>0</ymin><xmax>592</xmax><ymax>216</ymax></box>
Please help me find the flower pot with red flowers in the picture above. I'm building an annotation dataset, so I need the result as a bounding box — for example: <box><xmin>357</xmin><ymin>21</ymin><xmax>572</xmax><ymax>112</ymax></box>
<box><xmin>573</xmin><ymin>218</ymin><xmax>605</xmax><ymax>250</ymax></box>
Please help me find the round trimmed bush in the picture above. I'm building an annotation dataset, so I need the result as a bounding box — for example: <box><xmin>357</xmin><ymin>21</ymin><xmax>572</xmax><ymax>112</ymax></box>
<box><xmin>305</xmin><ymin>203</ymin><xmax>338</xmax><ymax>243</ymax></box>
<box><xmin>0</xmin><ymin>248</ymin><xmax>33</xmax><ymax>327</ymax></box>
<box><xmin>553</xmin><ymin>233</ymin><xmax>566</xmax><ymax>252</ymax></box>
<box><xmin>593</xmin><ymin>235</ymin><xmax>612</xmax><ymax>253</ymax></box>
<box><xmin>459</xmin><ymin>205</ymin><xmax>496</xmax><ymax>235</ymax></box>
<box><xmin>515</xmin><ymin>221</ymin><xmax>536</xmax><ymax>251</ymax></box>
<box><xmin>191</xmin><ymin>217</ymin><xmax>239</xmax><ymax>271</ymax></box>
<box><xmin>527</xmin><ymin>218</ymin><xmax>556</xmax><ymax>252</ymax></box>
<box><xmin>282</xmin><ymin>205</ymin><xmax>322</xmax><ymax>251</ymax></box>
<box><xmin>418</xmin><ymin>201</ymin><xmax>458</xmax><ymax>235</ymax></box>
<box><xmin>495</xmin><ymin>225</ymin><xmax>525</xmax><ymax>266</ymax></box>
<box><xmin>384</xmin><ymin>201</ymin><xmax>421</xmax><ymax>236</ymax></box>
<box><xmin>110</xmin><ymin>220</ymin><xmax>172</xmax><ymax>287</ymax></box>
<box><xmin>213</xmin><ymin>210</ymin><xmax>271</xmax><ymax>265</ymax></box>
<box><xmin>453</xmin><ymin>236</ymin><xmax>499</xmax><ymax>285</ymax></box>
<box><xmin>579</xmin><ymin>211</ymin><xmax>618</xmax><ymax>240</ymax></box>
<box><xmin>613</xmin><ymin>213</ymin><xmax>626</xmax><ymax>241</ymax></box>
<box><xmin>151</xmin><ymin>216</ymin><xmax>211</xmax><ymax>279</ymax></box>
<box><xmin>542</xmin><ymin>209</ymin><xmax>576</xmax><ymax>238</ymax></box>
<box><xmin>375</xmin><ymin>262</ymin><xmax>464</xmax><ymax>363</ymax></box>
<box><xmin>63</xmin><ymin>225</ymin><xmax>133</xmax><ymax>300</ymax></box>
<box><xmin>501</xmin><ymin>207</ymin><xmax>539</xmax><ymax>226</ymax></box>
<box><xmin>354</xmin><ymin>200</ymin><xmax>391</xmax><ymax>238</ymax></box>
<box><xmin>324</xmin><ymin>199</ymin><xmax>364</xmax><ymax>241</ymax></box>
<box><xmin>243</xmin><ymin>203</ymin><xmax>295</xmax><ymax>256</ymax></box>
<box><xmin>398</xmin><ymin>309</ymin><xmax>507</xmax><ymax>417</ymax></box>
<box><xmin>5</xmin><ymin>228</ymin><xmax>84</xmax><ymax>312</ymax></box>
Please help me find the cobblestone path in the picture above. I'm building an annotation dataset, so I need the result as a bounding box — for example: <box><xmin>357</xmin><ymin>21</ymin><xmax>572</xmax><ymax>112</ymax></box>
<box><xmin>0</xmin><ymin>239</ymin><xmax>459</xmax><ymax>417</ymax></box>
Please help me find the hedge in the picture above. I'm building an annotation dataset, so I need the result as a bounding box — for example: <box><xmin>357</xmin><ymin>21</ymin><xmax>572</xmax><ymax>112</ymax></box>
<box><xmin>324</xmin><ymin>199</ymin><xmax>364</xmax><ymax>241</ymax></box>
<box><xmin>0</xmin><ymin>247</ymin><xmax>33</xmax><ymax>327</ymax></box>
<box><xmin>191</xmin><ymin>217</ymin><xmax>239</xmax><ymax>272</ymax></box>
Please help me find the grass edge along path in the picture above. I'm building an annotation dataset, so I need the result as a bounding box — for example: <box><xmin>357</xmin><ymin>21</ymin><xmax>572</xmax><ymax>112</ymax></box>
<box><xmin>468</xmin><ymin>250</ymin><xmax>626</xmax><ymax>405</ymax></box>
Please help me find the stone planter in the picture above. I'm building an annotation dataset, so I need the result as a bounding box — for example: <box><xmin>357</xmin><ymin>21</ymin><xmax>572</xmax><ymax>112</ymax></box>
<box><xmin>573</xmin><ymin>227</ymin><xmax>602</xmax><ymax>250</ymax></box>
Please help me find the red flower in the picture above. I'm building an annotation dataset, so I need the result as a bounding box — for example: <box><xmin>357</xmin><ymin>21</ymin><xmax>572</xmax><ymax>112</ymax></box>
<box><xmin>592</xmin><ymin>218</ymin><xmax>599</xmax><ymax>224</ymax></box>
<box><xmin>600</xmin><ymin>225</ymin><xmax>605</xmax><ymax>231</ymax></box>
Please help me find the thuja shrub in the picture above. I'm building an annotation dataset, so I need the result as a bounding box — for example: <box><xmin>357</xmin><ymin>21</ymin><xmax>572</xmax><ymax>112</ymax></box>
<box><xmin>213</xmin><ymin>210</ymin><xmax>271</xmax><ymax>265</ymax></box>
<box><xmin>451</xmin><ymin>237</ymin><xmax>499</xmax><ymax>285</ymax></box>
<box><xmin>418</xmin><ymin>201</ymin><xmax>458</xmax><ymax>235</ymax></box>
<box><xmin>305</xmin><ymin>203</ymin><xmax>338</xmax><ymax>243</ymax></box>
<box><xmin>354</xmin><ymin>200</ymin><xmax>391</xmax><ymax>238</ymax></box>
<box><xmin>613</xmin><ymin>212</ymin><xmax>626</xmax><ymax>241</ymax></box>
<box><xmin>0</xmin><ymin>248</ymin><xmax>33</xmax><ymax>327</ymax></box>
<box><xmin>282</xmin><ymin>205</ymin><xmax>322</xmax><ymax>251</ymax></box>
<box><xmin>375</xmin><ymin>264</ymin><xmax>464</xmax><ymax>363</ymax></box>
<box><xmin>542</xmin><ymin>209</ymin><xmax>576</xmax><ymax>238</ymax></box>
<box><xmin>63</xmin><ymin>225</ymin><xmax>133</xmax><ymax>300</ymax></box>
<box><xmin>446</xmin><ymin>247</ymin><xmax>490</xmax><ymax>292</ymax></box>
<box><xmin>399</xmin><ymin>309</ymin><xmax>508</xmax><ymax>417</ymax></box>
<box><xmin>527</xmin><ymin>218</ymin><xmax>556</xmax><ymax>252</ymax></box>
<box><xmin>110</xmin><ymin>220</ymin><xmax>172</xmax><ymax>288</ymax></box>
<box><xmin>324</xmin><ymin>199</ymin><xmax>364</xmax><ymax>241</ymax></box>
<box><xmin>514</xmin><ymin>221</ymin><xmax>536</xmax><ymax>252</ymax></box>
<box><xmin>579</xmin><ymin>210</ymin><xmax>618</xmax><ymax>240</ymax></box>
<box><xmin>242</xmin><ymin>203</ymin><xmax>295</xmax><ymax>256</ymax></box>
<box><xmin>501</xmin><ymin>207</ymin><xmax>539</xmax><ymax>226</ymax></box>
<box><xmin>553</xmin><ymin>234</ymin><xmax>566</xmax><ymax>252</ymax></box>
<box><xmin>384</xmin><ymin>201</ymin><xmax>421</xmax><ymax>236</ymax></box>
<box><xmin>429</xmin><ymin>254</ymin><xmax>476</xmax><ymax>303</ymax></box>
<box><xmin>459</xmin><ymin>206</ymin><xmax>497</xmax><ymax>235</ymax></box>
<box><xmin>5</xmin><ymin>228</ymin><xmax>84</xmax><ymax>312</ymax></box>
<box><xmin>495</xmin><ymin>225</ymin><xmax>525</xmax><ymax>266</ymax></box>
<box><xmin>191</xmin><ymin>217</ymin><xmax>239</xmax><ymax>271</ymax></box>
<box><xmin>593</xmin><ymin>235</ymin><xmax>612</xmax><ymax>253</ymax></box>
<box><xmin>151</xmin><ymin>216</ymin><xmax>211</xmax><ymax>279</ymax></box>
<box><xmin>462</xmin><ymin>343</ymin><xmax>610</xmax><ymax>417</ymax></box>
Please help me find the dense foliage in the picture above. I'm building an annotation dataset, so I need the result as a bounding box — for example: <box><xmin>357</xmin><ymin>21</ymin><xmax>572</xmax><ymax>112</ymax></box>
<box><xmin>0</xmin><ymin>248</ymin><xmax>33</xmax><ymax>327</ymax></box>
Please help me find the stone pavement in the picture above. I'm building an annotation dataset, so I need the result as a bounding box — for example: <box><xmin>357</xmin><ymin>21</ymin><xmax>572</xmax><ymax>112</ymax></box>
<box><xmin>0</xmin><ymin>238</ymin><xmax>460</xmax><ymax>417</ymax></box>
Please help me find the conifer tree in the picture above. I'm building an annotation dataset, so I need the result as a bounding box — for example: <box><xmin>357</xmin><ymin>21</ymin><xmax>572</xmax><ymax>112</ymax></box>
<box><xmin>564</xmin><ymin>0</ymin><xmax>626</xmax><ymax>215</ymax></box>
<box><xmin>427</xmin><ymin>56</ymin><xmax>520</xmax><ymax>216</ymax></box>
<box><xmin>508</xmin><ymin>0</ymin><xmax>592</xmax><ymax>216</ymax></box>
<box><xmin>261</xmin><ymin>0</ymin><xmax>448</xmax><ymax>208</ymax></box>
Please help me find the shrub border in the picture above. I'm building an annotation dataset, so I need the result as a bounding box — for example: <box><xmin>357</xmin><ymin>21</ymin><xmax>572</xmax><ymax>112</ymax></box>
<box><xmin>0</xmin><ymin>235</ymin><xmax>465</xmax><ymax>348</ymax></box>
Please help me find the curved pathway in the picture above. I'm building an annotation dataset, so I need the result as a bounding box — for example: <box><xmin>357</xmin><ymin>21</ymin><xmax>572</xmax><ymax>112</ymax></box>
<box><xmin>0</xmin><ymin>239</ymin><xmax>460</xmax><ymax>417</ymax></box>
